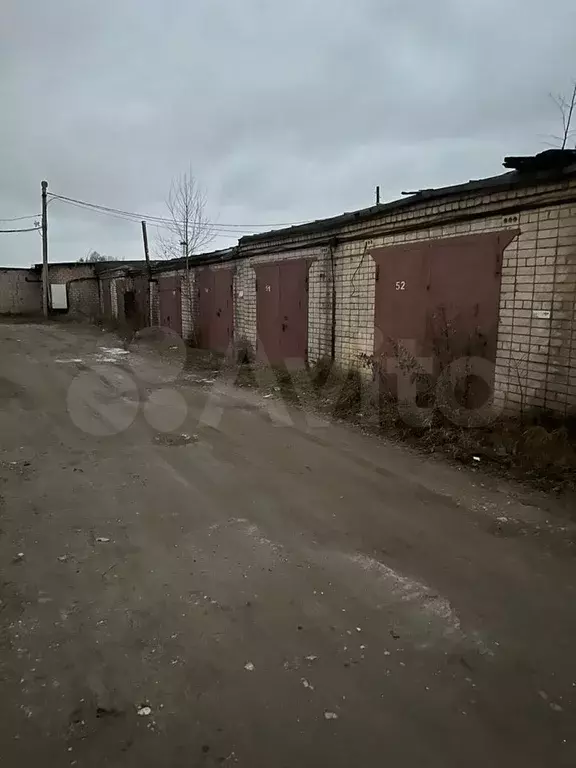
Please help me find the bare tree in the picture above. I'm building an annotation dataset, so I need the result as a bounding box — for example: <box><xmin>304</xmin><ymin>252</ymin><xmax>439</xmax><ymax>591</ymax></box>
<box><xmin>156</xmin><ymin>168</ymin><xmax>214</xmax><ymax>261</ymax></box>
<box><xmin>550</xmin><ymin>81</ymin><xmax>576</xmax><ymax>149</ymax></box>
<box><xmin>77</xmin><ymin>250</ymin><xmax>107</xmax><ymax>263</ymax></box>
<box><xmin>156</xmin><ymin>169</ymin><xmax>214</xmax><ymax>337</ymax></box>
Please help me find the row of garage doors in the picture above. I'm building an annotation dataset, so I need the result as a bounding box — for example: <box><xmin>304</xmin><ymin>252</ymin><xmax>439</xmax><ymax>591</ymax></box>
<box><xmin>156</xmin><ymin>231</ymin><xmax>514</xmax><ymax>372</ymax></box>
<box><xmin>158</xmin><ymin>262</ymin><xmax>309</xmax><ymax>365</ymax></box>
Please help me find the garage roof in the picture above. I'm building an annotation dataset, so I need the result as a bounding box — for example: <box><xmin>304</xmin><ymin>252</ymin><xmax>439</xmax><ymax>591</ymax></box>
<box><xmin>239</xmin><ymin>151</ymin><xmax>576</xmax><ymax>246</ymax></box>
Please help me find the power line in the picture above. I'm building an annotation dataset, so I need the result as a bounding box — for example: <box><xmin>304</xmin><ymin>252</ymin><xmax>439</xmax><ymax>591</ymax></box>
<box><xmin>0</xmin><ymin>226</ymin><xmax>40</xmax><ymax>233</ymax></box>
<box><xmin>47</xmin><ymin>192</ymin><xmax>305</xmax><ymax>230</ymax></box>
<box><xmin>48</xmin><ymin>196</ymin><xmax>247</xmax><ymax>237</ymax></box>
<box><xmin>0</xmin><ymin>213</ymin><xmax>40</xmax><ymax>222</ymax></box>
<box><xmin>49</xmin><ymin>197</ymin><xmax>168</xmax><ymax>227</ymax></box>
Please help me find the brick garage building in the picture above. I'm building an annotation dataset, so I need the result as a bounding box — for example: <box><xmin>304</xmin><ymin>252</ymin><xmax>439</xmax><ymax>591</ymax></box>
<box><xmin>42</xmin><ymin>263</ymin><xmax>101</xmax><ymax>320</ymax></box>
<box><xmin>99</xmin><ymin>264</ymin><xmax>151</xmax><ymax>330</ymax></box>
<box><xmin>0</xmin><ymin>264</ymin><xmax>96</xmax><ymax>317</ymax></box>
<box><xmin>0</xmin><ymin>268</ymin><xmax>41</xmax><ymax>315</ymax></box>
<box><xmin>107</xmin><ymin>151</ymin><xmax>576</xmax><ymax>416</ymax></box>
<box><xmin>231</xmin><ymin>153</ymin><xmax>576</xmax><ymax>415</ymax></box>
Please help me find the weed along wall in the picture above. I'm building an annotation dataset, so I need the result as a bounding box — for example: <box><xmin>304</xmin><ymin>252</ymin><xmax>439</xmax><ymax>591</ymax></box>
<box><xmin>111</xmin><ymin>154</ymin><xmax>576</xmax><ymax>418</ymax></box>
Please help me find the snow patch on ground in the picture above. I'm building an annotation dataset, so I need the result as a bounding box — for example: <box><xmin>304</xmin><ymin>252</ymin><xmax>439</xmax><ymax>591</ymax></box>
<box><xmin>95</xmin><ymin>347</ymin><xmax>131</xmax><ymax>363</ymax></box>
<box><xmin>346</xmin><ymin>552</ymin><xmax>461</xmax><ymax>631</ymax></box>
<box><xmin>236</xmin><ymin>519</ymin><xmax>286</xmax><ymax>557</ymax></box>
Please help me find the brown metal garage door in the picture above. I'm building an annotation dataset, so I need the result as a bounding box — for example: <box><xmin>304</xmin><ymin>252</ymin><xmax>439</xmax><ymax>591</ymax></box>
<box><xmin>158</xmin><ymin>276</ymin><xmax>182</xmax><ymax>336</ymax></box>
<box><xmin>255</xmin><ymin>260</ymin><xmax>308</xmax><ymax>366</ymax></box>
<box><xmin>133</xmin><ymin>276</ymin><xmax>150</xmax><ymax>330</ymax></box>
<box><xmin>373</xmin><ymin>231</ymin><xmax>517</xmax><ymax>401</ymax></box>
<box><xmin>115</xmin><ymin>279</ymin><xmax>126</xmax><ymax>323</ymax></box>
<box><xmin>101</xmin><ymin>278</ymin><xmax>112</xmax><ymax>319</ymax></box>
<box><xmin>197</xmin><ymin>268</ymin><xmax>234</xmax><ymax>353</ymax></box>
<box><xmin>123</xmin><ymin>276</ymin><xmax>149</xmax><ymax>331</ymax></box>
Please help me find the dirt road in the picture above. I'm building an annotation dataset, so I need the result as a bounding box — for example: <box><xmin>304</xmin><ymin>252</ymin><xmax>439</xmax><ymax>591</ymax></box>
<box><xmin>1</xmin><ymin>321</ymin><xmax>575</xmax><ymax>767</ymax></box>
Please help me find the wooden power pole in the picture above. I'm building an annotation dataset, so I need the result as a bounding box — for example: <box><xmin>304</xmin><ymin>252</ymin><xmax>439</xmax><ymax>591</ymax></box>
<box><xmin>41</xmin><ymin>180</ymin><xmax>49</xmax><ymax>318</ymax></box>
<box><xmin>141</xmin><ymin>220</ymin><xmax>152</xmax><ymax>280</ymax></box>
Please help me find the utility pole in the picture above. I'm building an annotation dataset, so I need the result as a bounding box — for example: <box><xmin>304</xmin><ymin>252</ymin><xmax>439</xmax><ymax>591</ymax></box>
<box><xmin>141</xmin><ymin>221</ymin><xmax>152</xmax><ymax>280</ymax></box>
<box><xmin>41</xmin><ymin>180</ymin><xmax>49</xmax><ymax>318</ymax></box>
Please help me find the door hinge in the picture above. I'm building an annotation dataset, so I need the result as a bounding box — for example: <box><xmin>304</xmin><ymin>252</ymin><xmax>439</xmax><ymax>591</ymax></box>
<box><xmin>375</xmin><ymin>265</ymin><xmax>380</xmax><ymax>281</ymax></box>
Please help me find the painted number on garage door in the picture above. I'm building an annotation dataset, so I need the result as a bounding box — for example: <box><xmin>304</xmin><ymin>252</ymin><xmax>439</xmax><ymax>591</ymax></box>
<box><xmin>395</xmin><ymin>281</ymin><xmax>406</xmax><ymax>290</ymax></box>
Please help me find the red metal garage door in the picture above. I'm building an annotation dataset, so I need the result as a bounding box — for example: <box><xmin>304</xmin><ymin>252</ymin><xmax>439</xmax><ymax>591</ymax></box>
<box><xmin>373</xmin><ymin>231</ymin><xmax>517</xmax><ymax>401</ymax></box>
<box><xmin>212</xmin><ymin>269</ymin><xmax>234</xmax><ymax>353</ymax></box>
<box><xmin>427</xmin><ymin>234</ymin><xmax>514</xmax><ymax>366</ymax></box>
<box><xmin>101</xmin><ymin>278</ymin><xmax>112</xmax><ymax>319</ymax></box>
<box><xmin>255</xmin><ymin>260</ymin><xmax>308</xmax><ymax>366</ymax></box>
<box><xmin>197</xmin><ymin>269</ymin><xmax>212</xmax><ymax>348</ymax></box>
<box><xmin>133</xmin><ymin>276</ymin><xmax>150</xmax><ymax>330</ymax></box>
<box><xmin>115</xmin><ymin>279</ymin><xmax>126</xmax><ymax>323</ymax></box>
<box><xmin>158</xmin><ymin>276</ymin><xmax>182</xmax><ymax>336</ymax></box>
<box><xmin>197</xmin><ymin>268</ymin><xmax>234</xmax><ymax>353</ymax></box>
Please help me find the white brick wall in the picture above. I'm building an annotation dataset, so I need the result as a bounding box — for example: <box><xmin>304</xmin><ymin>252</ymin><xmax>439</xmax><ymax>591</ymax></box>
<box><xmin>234</xmin><ymin>260</ymin><xmax>257</xmax><ymax>352</ymax></box>
<box><xmin>110</xmin><ymin>279</ymin><xmax>118</xmax><ymax>318</ymax></box>
<box><xmin>181</xmin><ymin>270</ymin><xmax>196</xmax><ymax>341</ymax></box>
<box><xmin>333</xmin><ymin>240</ymin><xmax>376</xmax><ymax>365</ymax></box>
<box><xmin>308</xmin><ymin>248</ymin><xmax>333</xmax><ymax>363</ymax></box>
<box><xmin>493</xmin><ymin>203</ymin><xmax>576</xmax><ymax>414</ymax></box>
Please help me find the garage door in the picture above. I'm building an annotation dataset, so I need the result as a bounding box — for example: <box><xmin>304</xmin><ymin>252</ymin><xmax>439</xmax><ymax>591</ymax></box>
<box><xmin>197</xmin><ymin>268</ymin><xmax>234</xmax><ymax>353</ymax></box>
<box><xmin>255</xmin><ymin>260</ymin><xmax>308</xmax><ymax>366</ymax></box>
<box><xmin>158</xmin><ymin>276</ymin><xmax>182</xmax><ymax>336</ymax></box>
<box><xmin>101</xmin><ymin>279</ymin><xmax>112</xmax><ymax>319</ymax></box>
<box><xmin>373</xmin><ymin>231</ymin><xmax>517</xmax><ymax>402</ymax></box>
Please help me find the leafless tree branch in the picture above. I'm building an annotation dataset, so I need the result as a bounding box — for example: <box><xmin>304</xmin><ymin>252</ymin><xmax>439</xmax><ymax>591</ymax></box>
<box><xmin>154</xmin><ymin>168</ymin><xmax>215</xmax><ymax>331</ymax></box>
<box><xmin>550</xmin><ymin>81</ymin><xmax>576</xmax><ymax>149</ymax></box>
<box><xmin>155</xmin><ymin>167</ymin><xmax>214</xmax><ymax>260</ymax></box>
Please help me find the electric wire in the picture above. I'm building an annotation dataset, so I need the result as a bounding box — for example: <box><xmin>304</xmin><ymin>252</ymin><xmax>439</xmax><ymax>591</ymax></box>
<box><xmin>48</xmin><ymin>197</ymin><xmax>241</xmax><ymax>237</ymax></box>
<box><xmin>0</xmin><ymin>226</ymin><xmax>40</xmax><ymax>233</ymax></box>
<box><xmin>47</xmin><ymin>192</ymin><xmax>305</xmax><ymax>231</ymax></box>
<box><xmin>0</xmin><ymin>213</ymin><xmax>40</xmax><ymax>222</ymax></box>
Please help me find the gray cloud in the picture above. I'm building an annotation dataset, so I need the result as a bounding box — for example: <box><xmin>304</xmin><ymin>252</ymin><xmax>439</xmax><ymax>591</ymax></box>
<box><xmin>1</xmin><ymin>0</ymin><xmax>575</xmax><ymax>265</ymax></box>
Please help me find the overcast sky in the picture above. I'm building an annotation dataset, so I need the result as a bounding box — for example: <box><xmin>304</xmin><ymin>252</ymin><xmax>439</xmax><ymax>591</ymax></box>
<box><xmin>1</xmin><ymin>0</ymin><xmax>575</xmax><ymax>266</ymax></box>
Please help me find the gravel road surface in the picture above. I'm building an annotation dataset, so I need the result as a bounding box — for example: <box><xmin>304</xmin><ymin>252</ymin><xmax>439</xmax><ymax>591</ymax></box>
<box><xmin>0</xmin><ymin>321</ymin><xmax>575</xmax><ymax>767</ymax></box>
